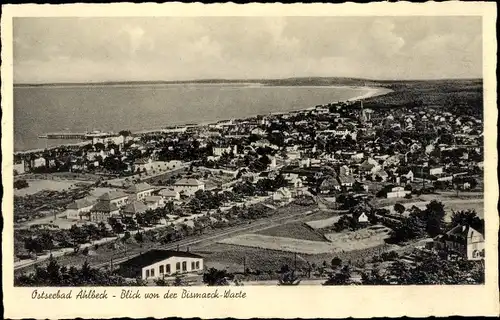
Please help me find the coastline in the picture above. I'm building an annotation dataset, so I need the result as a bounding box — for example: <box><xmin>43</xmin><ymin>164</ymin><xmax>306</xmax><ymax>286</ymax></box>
<box><xmin>14</xmin><ymin>85</ymin><xmax>391</xmax><ymax>155</ymax></box>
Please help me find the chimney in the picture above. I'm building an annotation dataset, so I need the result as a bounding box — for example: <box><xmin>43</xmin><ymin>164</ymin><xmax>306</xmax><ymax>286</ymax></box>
<box><xmin>177</xmin><ymin>244</ymin><xmax>179</xmax><ymax>252</ymax></box>
<box><xmin>187</xmin><ymin>246</ymin><xmax>190</xmax><ymax>252</ymax></box>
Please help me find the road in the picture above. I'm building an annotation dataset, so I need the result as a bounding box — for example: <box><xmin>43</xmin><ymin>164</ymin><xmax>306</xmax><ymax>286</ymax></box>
<box><xmin>13</xmin><ymin>195</ymin><xmax>307</xmax><ymax>272</ymax></box>
<box><xmin>92</xmin><ymin>207</ymin><xmax>317</xmax><ymax>269</ymax></box>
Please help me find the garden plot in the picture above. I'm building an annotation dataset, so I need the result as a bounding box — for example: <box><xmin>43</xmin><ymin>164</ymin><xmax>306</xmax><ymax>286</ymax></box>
<box><xmin>324</xmin><ymin>225</ymin><xmax>392</xmax><ymax>252</ymax></box>
<box><xmin>217</xmin><ymin>234</ymin><xmax>338</xmax><ymax>254</ymax></box>
<box><xmin>256</xmin><ymin>222</ymin><xmax>328</xmax><ymax>242</ymax></box>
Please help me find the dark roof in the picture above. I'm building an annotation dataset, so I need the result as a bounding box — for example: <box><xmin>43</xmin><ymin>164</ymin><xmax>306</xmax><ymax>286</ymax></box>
<box><xmin>98</xmin><ymin>190</ymin><xmax>128</xmax><ymax>201</ymax></box>
<box><xmin>126</xmin><ymin>182</ymin><xmax>155</xmax><ymax>193</ymax></box>
<box><xmin>119</xmin><ymin>250</ymin><xmax>202</xmax><ymax>270</ymax></box>
<box><xmin>91</xmin><ymin>201</ymin><xmax>119</xmax><ymax>212</ymax></box>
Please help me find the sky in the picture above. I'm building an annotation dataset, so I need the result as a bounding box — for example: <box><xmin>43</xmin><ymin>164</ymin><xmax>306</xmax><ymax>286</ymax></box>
<box><xmin>13</xmin><ymin>16</ymin><xmax>482</xmax><ymax>83</ymax></box>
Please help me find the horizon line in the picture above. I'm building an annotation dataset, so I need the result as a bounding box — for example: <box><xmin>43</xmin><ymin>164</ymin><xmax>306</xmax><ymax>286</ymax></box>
<box><xmin>13</xmin><ymin>76</ymin><xmax>483</xmax><ymax>86</ymax></box>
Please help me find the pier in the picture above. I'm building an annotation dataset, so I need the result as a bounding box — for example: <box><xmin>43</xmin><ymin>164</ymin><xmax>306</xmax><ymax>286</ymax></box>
<box><xmin>38</xmin><ymin>131</ymin><xmax>117</xmax><ymax>140</ymax></box>
<box><xmin>39</xmin><ymin>132</ymin><xmax>87</xmax><ymax>140</ymax></box>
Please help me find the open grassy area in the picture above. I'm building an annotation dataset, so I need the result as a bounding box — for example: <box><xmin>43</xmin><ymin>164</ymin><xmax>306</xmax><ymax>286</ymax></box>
<box><xmin>195</xmin><ymin>241</ymin><xmax>399</xmax><ymax>275</ymax></box>
<box><xmin>255</xmin><ymin>222</ymin><xmax>328</xmax><ymax>242</ymax></box>
<box><xmin>14</xmin><ymin>179</ymin><xmax>80</xmax><ymax>197</ymax></box>
<box><xmin>306</xmin><ymin>216</ymin><xmax>343</xmax><ymax>229</ymax></box>
<box><xmin>194</xmin><ymin>243</ymin><xmax>311</xmax><ymax>273</ymax></box>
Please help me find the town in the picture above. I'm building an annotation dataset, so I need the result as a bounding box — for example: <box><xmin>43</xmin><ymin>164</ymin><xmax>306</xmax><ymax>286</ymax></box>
<box><xmin>13</xmin><ymin>79</ymin><xmax>485</xmax><ymax>286</ymax></box>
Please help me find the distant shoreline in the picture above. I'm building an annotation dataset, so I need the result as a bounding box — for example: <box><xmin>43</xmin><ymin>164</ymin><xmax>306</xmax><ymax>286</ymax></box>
<box><xmin>14</xmin><ymin>85</ymin><xmax>391</xmax><ymax>155</ymax></box>
<box><xmin>13</xmin><ymin>77</ymin><xmax>482</xmax><ymax>88</ymax></box>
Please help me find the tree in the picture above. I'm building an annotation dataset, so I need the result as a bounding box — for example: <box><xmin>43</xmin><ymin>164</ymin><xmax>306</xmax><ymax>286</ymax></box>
<box><xmin>361</xmin><ymin>268</ymin><xmax>388</xmax><ymax>285</ymax></box>
<box><xmin>278</xmin><ymin>271</ymin><xmax>301</xmax><ymax>286</ymax></box>
<box><xmin>450</xmin><ymin>210</ymin><xmax>484</xmax><ymax>235</ymax></box>
<box><xmin>423</xmin><ymin>200</ymin><xmax>446</xmax><ymax>237</ymax></box>
<box><xmin>394</xmin><ymin>203</ymin><xmax>406</xmax><ymax>215</ymax></box>
<box><xmin>203</xmin><ymin>268</ymin><xmax>231</xmax><ymax>286</ymax></box>
<box><xmin>14</xmin><ymin>179</ymin><xmax>29</xmax><ymax>190</ymax></box>
<box><xmin>119</xmin><ymin>130</ymin><xmax>131</xmax><ymax>137</ymax></box>
<box><xmin>331</xmin><ymin>257</ymin><xmax>342</xmax><ymax>269</ymax></box>
<box><xmin>323</xmin><ymin>266</ymin><xmax>351</xmax><ymax>285</ymax></box>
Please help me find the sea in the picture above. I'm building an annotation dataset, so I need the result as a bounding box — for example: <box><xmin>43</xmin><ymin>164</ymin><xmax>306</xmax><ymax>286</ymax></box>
<box><xmin>14</xmin><ymin>83</ymin><xmax>383</xmax><ymax>152</ymax></box>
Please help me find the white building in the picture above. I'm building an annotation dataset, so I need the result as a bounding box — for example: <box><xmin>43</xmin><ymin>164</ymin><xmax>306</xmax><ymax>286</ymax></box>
<box><xmin>442</xmin><ymin>225</ymin><xmax>485</xmax><ymax>260</ymax></box>
<box><xmin>13</xmin><ymin>160</ymin><xmax>25</xmax><ymax>175</ymax></box>
<box><xmin>65</xmin><ymin>197</ymin><xmax>95</xmax><ymax>220</ymax></box>
<box><xmin>213</xmin><ymin>145</ymin><xmax>237</xmax><ymax>157</ymax></box>
<box><xmin>173</xmin><ymin>178</ymin><xmax>205</xmax><ymax>196</ymax></box>
<box><xmin>133</xmin><ymin>158</ymin><xmax>154</xmax><ymax>173</ymax></box>
<box><xmin>273</xmin><ymin>187</ymin><xmax>293</xmax><ymax>202</ymax></box>
<box><xmin>117</xmin><ymin>250</ymin><xmax>204</xmax><ymax>280</ymax></box>
<box><xmin>126</xmin><ymin>182</ymin><xmax>156</xmax><ymax>201</ymax></box>
<box><xmin>386</xmin><ymin>186</ymin><xmax>411</xmax><ymax>198</ymax></box>
<box><xmin>159</xmin><ymin>188</ymin><xmax>181</xmax><ymax>202</ymax></box>
<box><xmin>98</xmin><ymin>190</ymin><xmax>129</xmax><ymax>208</ymax></box>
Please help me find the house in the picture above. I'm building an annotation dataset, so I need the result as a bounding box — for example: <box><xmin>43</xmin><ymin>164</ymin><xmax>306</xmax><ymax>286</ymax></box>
<box><xmin>98</xmin><ymin>190</ymin><xmax>129</xmax><ymax>208</ymax></box>
<box><xmin>66</xmin><ymin>197</ymin><xmax>95</xmax><ymax>220</ymax></box>
<box><xmin>13</xmin><ymin>160</ymin><xmax>25</xmax><ymax>175</ymax></box>
<box><xmin>212</xmin><ymin>145</ymin><xmax>237</xmax><ymax>157</ymax></box>
<box><xmin>90</xmin><ymin>201</ymin><xmax>120</xmax><ymax>222</ymax></box>
<box><xmin>133</xmin><ymin>158</ymin><xmax>154</xmax><ymax>173</ymax></box>
<box><xmin>396</xmin><ymin>168</ymin><xmax>414</xmax><ymax>183</ymax></box>
<box><xmin>158</xmin><ymin>188</ymin><xmax>181</xmax><ymax>201</ymax></box>
<box><xmin>273</xmin><ymin>187</ymin><xmax>293</xmax><ymax>202</ymax></box>
<box><xmin>251</xmin><ymin>127</ymin><xmax>267</xmax><ymax>136</ymax></box>
<box><xmin>173</xmin><ymin>178</ymin><xmax>205</xmax><ymax>196</ymax></box>
<box><xmin>319</xmin><ymin>176</ymin><xmax>341</xmax><ymax>194</ymax></box>
<box><xmin>338</xmin><ymin>166</ymin><xmax>355</xmax><ymax>188</ymax></box>
<box><xmin>122</xmin><ymin>201</ymin><xmax>149</xmax><ymax>218</ymax></box>
<box><xmin>386</xmin><ymin>186</ymin><xmax>411</xmax><ymax>198</ymax></box>
<box><xmin>252</xmin><ymin>139</ymin><xmax>278</xmax><ymax>149</ymax></box>
<box><xmin>30</xmin><ymin>157</ymin><xmax>47</xmax><ymax>169</ymax></box>
<box><xmin>373</xmin><ymin>170</ymin><xmax>389</xmax><ymax>182</ymax></box>
<box><xmin>126</xmin><ymin>182</ymin><xmax>156</xmax><ymax>201</ymax></box>
<box><xmin>117</xmin><ymin>250</ymin><xmax>204</xmax><ymax>280</ymax></box>
<box><xmin>357</xmin><ymin>212</ymin><xmax>369</xmax><ymax>224</ymax></box>
<box><xmin>144</xmin><ymin>196</ymin><xmax>164</xmax><ymax>210</ymax></box>
<box><xmin>439</xmin><ymin>225</ymin><xmax>485</xmax><ymax>260</ymax></box>
<box><xmin>359</xmin><ymin>159</ymin><xmax>376</xmax><ymax>174</ymax></box>
<box><xmin>428</xmin><ymin>166</ymin><xmax>444</xmax><ymax>176</ymax></box>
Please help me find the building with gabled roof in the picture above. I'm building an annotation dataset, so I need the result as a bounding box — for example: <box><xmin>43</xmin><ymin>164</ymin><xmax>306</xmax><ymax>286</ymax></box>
<box><xmin>98</xmin><ymin>190</ymin><xmax>129</xmax><ymax>208</ymax></box>
<box><xmin>126</xmin><ymin>182</ymin><xmax>156</xmax><ymax>201</ymax></box>
<box><xmin>66</xmin><ymin>197</ymin><xmax>96</xmax><ymax>220</ymax></box>
<box><xmin>117</xmin><ymin>249</ymin><xmax>204</xmax><ymax>280</ymax></box>
<box><xmin>441</xmin><ymin>225</ymin><xmax>485</xmax><ymax>260</ymax></box>
<box><xmin>90</xmin><ymin>201</ymin><xmax>120</xmax><ymax>222</ymax></box>
<box><xmin>173</xmin><ymin>178</ymin><xmax>205</xmax><ymax>196</ymax></box>
<box><xmin>122</xmin><ymin>201</ymin><xmax>149</xmax><ymax>218</ymax></box>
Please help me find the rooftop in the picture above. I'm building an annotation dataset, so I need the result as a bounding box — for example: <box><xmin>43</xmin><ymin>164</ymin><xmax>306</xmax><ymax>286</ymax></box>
<box><xmin>98</xmin><ymin>190</ymin><xmax>128</xmax><ymax>201</ymax></box>
<box><xmin>174</xmin><ymin>178</ymin><xmax>205</xmax><ymax>187</ymax></box>
<box><xmin>91</xmin><ymin>201</ymin><xmax>119</xmax><ymax>212</ymax></box>
<box><xmin>122</xmin><ymin>201</ymin><xmax>149</xmax><ymax>214</ymax></box>
<box><xmin>126</xmin><ymin>182</ymin><xmax>155</xmax><ymax>194</ymax></box>
<box><xmin>119</xmin><ymin>250</ymin><xmax>203</xmax><ymax>270</ymax></box>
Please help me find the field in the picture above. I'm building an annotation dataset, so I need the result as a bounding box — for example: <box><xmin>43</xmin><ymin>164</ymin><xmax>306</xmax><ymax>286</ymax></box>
<box><xmin>323</xmin><ymin>225</ymin><xmax>392</xmax><ymax>252</ymax></box>
<box><xmin>196</xmin><ymin>241</ymin><xmax>398</xmax><ymax>275</ymax></box>
<box><xmin>306</xmin><ymin>216</ymin><xmax>343</xmax><ymax>229</ymax></box>
<box><xmin>217</xmin><ymin>234</ymin><xmax>335</xmax><ymax>254</ymax></box>
<box><xmin>194</xmin><ymin>243</ymin><xmax>308</xmax><ymax>273</ymax></box>
<box><xmin>255</xmin><ymin>222</ymin><xmax>328</xmax><ymax>242</ymax></box>
<box><xmin>14</xmin><ymin>179</ymin><xmax>80</xmax><ymax>197</ymax></box>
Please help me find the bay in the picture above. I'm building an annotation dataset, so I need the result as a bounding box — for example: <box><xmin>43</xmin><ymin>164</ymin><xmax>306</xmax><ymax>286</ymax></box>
<box><xmin>14</xmin><ymin>83</ymin><xmax>377</xmax><ymax>151</ymax></box>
